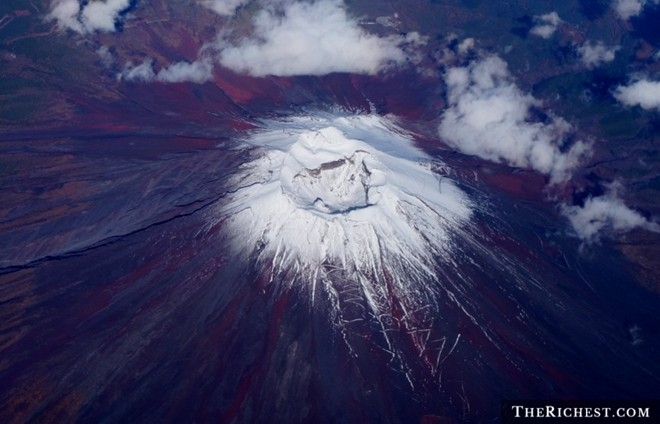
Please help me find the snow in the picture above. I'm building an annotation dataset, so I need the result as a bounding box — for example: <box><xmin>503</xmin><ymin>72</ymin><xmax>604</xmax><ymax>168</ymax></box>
<box><xmin>216</xmin><ymin>113</ymin><xmax>473</xmax><ymax>281</ymax></box>
<box><xmin>208</xmin><ymin>112</ymin><xmax>475</xmax><ymax>372</ymax></box>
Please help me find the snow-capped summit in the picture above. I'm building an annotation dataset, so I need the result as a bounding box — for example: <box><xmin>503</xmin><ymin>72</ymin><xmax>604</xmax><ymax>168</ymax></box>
<box><xmin>215</xmin><ymin>113</ymin><xmax>472</xmax><ymax>295</ymax></box>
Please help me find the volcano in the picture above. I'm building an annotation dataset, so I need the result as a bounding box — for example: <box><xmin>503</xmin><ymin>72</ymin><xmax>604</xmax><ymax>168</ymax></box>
<box><xmin>1</xmin><ymin>1</ymin><xmax>660</xmax><ymax>423</ymax></box>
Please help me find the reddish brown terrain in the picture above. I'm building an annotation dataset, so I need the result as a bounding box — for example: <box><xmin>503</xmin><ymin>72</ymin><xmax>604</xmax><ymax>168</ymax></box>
<box><xmin>1</xmin><ymin>1</ymin><xmax>660</xmax><ymax>423</ymax></box>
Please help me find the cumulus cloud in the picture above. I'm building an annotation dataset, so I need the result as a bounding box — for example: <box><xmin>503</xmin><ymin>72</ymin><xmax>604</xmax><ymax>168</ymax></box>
<box><xmin>156</xmin><ymin>57</ymin><xmax>214</xmax><ymax>83</ymax></box>
<box><xmin>562</xmin><ymin>183</ymin><xmax>659</xmax><ymax>241</ymax></box>
<box><xmin>199</xmin><ymin>0</ymin><xmax>249</xmax><ymax>16</ymax></box>
<box><xmin>613</xmin><ymin>78</ymin><xmax>660</xmax><ymax>110</ymax></box>
<box><xmin>119</xmin><ymin>57</ymin><xmax>214</xmax><ymax>83</ymax></box>
<box><xmin>457</xmin><ymin>38</ymin><xmax>475</xmax><ymax>54</ymax></box>
<box><xmin>612</xmin><ymin>0</ymin><xmax>660</xmax><ymax>19</ymax></box>
<box><xmin>114</xmin><ymin>0</ymin><xmax>420</xmax><ymax>83</ymax></box>
<box><xmin>530</xmin><ymin>12</ymin><xmax>562</xmax><ymax>39</ymax></box>
<box><xmin>215</xmin><ymin>0</ymin><xmax>413</xmax><ymax>76</ymax></box>
<box><xmin>577</xmin><ymin>41</ymin><xmax>619</xmax><ymax>68</ymax></box>
<box><xmin>49</xmin><ymin>0</ymin><xmax>83</xmax><ymax>32</ymax></box>
<box><xmin>48</xmin><ymin>0</ymin><xmax>133</xmax><ymax>34</ymax></box>
<box><xmin>438</xmin><ymin>56</ymin><xmax>591</xmax><ymax>182</ymax></box>
<box><xmin>96</xmin><ymin>45</ymin><xmax>115</xmax><ymax>68</ymax></box>
<box><xmin>614</xmin><ymin>0</ymin><xmax>645</xmax><ymax>19</ymax></box>
<box><xmin>119</xmin><ymin>59</ymin><xmax>155</xmax><ymax>82</ymax></box>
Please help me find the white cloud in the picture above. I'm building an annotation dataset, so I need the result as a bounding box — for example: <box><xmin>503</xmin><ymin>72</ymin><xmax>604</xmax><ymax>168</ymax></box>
<box><xmin>577</xmin><ymin>41</ymin><xmax>619</xmax><ymax>68</ymax></box>
<box><xmin>614</xmin><ymin>0</ymin><xmax>645</xmax><ymax>19</ymax></box>
<box><xmin>530</xmin><ymin>12</ymin><xmax>562</xmax><ymax>39</ymax></box>
<box><xmin>156</xmin><ymin>57</ymin><xmax>214</xmax><ymax>83</ymax></box>
<box><xmin>49</xmin><ymin>0</ymin><xmax>83</xmax><ymax>33</ymax></box>
<box><xmin>82</xmin><ymin>0</ymin><xmax>132</xmax><ymax>32</ymax></box>
<box><xmin>119</xmin><ymin>59</ymin><xmax>155</xmax><ymax>82</ymax></box>
<box><xmin>562</xmin><ymin>183</ymin><xmax>659</xmax><ymax>241</ymax></box>
<box><xmin>215</xmin><ymin>0</ymin><xmax>412</xmax><ymax>76</ymax></box>
<box><xmin>613</xmin><ymin>78</ymin><xmax>660</xmax><ymax>110</ymax></box>
<box><xmin>457</xmin><ymin>38</ymin><xmax>475</xmax><ymax>54</ymax></box>
<box><xmin>438</xmin><ymin>56</ymin><xmax>591</xmax><ymax>183</ymax></box>
<box><xmin>48</xmin><ymin>0</ymin><xmax>133</xmax><ymax>34</ymax></box>
<box><xmin>119</xmin><ymin>57</ymin><xmax>214</xmax><ymax>83</ymax></box>
<box><xmin>614</xmin><ymin>0</ymin><xmax>648</xmax><ymax>19</ymax></box>
<box><xmin>613</xmin><ymin>0</ymin><xmax>660</xmax><ymax>20</ymax></box>
<box><xmin>200</xmin><ymin>0</ymin><xmax>249</xmax><ymax>16</ymax></box>
<box><xmin>114</xmin><ymin>0</ymin><xmax>421</xmax><ymax>83</ymax></box>
<box><xmin>96</xmin><ymin>45</ymin><xmax>115</xmax><ymax>68</ymax></box>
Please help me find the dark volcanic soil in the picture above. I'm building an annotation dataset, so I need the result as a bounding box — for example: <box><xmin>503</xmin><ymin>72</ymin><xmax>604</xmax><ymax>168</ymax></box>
<box><xmin>1</xmin><ymin>1</ymin><xmax>660</xmax><ymax>423</ymax></box>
